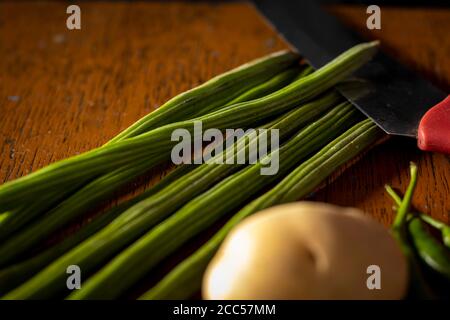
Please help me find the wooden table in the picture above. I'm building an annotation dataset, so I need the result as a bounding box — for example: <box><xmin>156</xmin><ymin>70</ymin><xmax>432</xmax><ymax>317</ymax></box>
<box><xmin>1</xmin><ymin>1</ymin><xmax>449</xmax><ymax>244</ymax></box>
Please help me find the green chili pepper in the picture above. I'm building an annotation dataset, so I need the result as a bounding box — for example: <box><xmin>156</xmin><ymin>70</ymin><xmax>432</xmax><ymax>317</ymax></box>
<box><xmin>408</xmin><ymin>217</ymin><xmax>450</xmax><ymax>280</ymax></box>
<box><xmin>419</xmin><ymin>215</ymin><xmax>450</xmax><ymax>249</ymax></box>
<box><xmin>385</xmin><ymin>185</ymin><xmax>450</xmax><ymax>281</ymax></box>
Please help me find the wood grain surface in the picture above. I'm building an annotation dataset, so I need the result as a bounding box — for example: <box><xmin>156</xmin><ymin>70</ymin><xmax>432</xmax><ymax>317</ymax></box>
<box><xmin>0</xmin><ymin>0</ymin><xmax>449</xmax><ymax>244</ymax></box>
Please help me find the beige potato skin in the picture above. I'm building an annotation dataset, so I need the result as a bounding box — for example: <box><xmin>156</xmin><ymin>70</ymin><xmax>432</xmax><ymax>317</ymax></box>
<box><xmin>203</xmin><ymin>202</ymin><xmax>408</xmax><ymax>300</ymax></box>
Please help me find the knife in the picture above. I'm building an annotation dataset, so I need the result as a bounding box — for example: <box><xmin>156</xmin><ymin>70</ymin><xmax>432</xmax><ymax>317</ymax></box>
<box><xmin>253</xmin><ymin>0</ymin><xmax>450</xmax><ymax>154</ymax></box>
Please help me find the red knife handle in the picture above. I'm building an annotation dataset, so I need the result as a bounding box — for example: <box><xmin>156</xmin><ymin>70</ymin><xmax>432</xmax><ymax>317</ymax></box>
<box><xmin>417</xmin><ymin>95</ymin><xmax>450</xmax><ymax>154</ymax></box>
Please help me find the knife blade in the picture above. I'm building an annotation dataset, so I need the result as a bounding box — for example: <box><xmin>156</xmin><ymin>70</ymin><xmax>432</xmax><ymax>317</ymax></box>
<box><xmin>253</xmin><ymin>0</ymin><xmax>450</xmax><ymax>154</ymax></box>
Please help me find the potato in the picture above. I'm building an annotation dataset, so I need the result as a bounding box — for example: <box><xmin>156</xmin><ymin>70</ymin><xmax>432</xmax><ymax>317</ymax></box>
<box><xmin>203</xmin><ymin>202</ymin><xmax>408</xmax><ymax>300</ymax></box>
